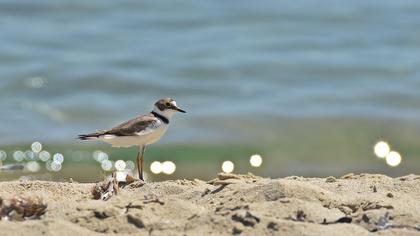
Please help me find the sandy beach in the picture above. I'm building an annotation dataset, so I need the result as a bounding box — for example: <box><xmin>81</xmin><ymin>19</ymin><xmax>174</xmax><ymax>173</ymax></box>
<box><xmin>0</xmin><ymin>173</ymin><xmax>419</xmax><ymax>236</ymax></box>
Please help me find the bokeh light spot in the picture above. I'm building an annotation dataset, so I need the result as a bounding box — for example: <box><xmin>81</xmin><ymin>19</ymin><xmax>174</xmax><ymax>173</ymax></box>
<box><xmin>53</xmin><ymin>153</ymin><xmax>64</xmax><ymax>163</ymax></box>
<box><xmin>26</xmin><ymin>161</ymin><xmax>41</xmax><ymax>172</ymax></box>
<box><xmin>26</xmin><ymin>77</ymin><xmax>45</xmax><ymax>89</ymax></box>
<box><xmin>0</xmin><ymin>150</ymin><xmax>7</xmax><ymax>161</ymax></box>
<box><xmin>386</xmin><ymin>151</ymin><xmax>402</xmax><ymax>167</ymax></box>
<box><xmin>125</xmin><ymin>160</ymin><xmax>135</xmax><ymax>170</ymax></box>
<box><xmin>162</xmin><ymin>161</ymin><xmax>176</xmax><ymax>175</ymax></box>
<box><xmin>116</xmin><ymin>171</ymin><xmax>127</xmax><ymax>182</ymax></box>
<box><xmin>31</xmin><ymin>141</ymin><xmax>43</xmax><ymax>153</ymax></box>
<box><xmin>222</xmin><ymin>161</ymin><xmax>234</xmax><ymax>173</ymax></box>
<box><xmin>374</xmin><ymin>141</ymin><xmax>390</xmax><ymax>158</ymax></box>
<box><xmin>93</xmin><ymin>150</ymin><xmax>108</xmax><ymax>163</ymax></box>
<box><xmin>50</xmin><ymin>161</ymin><xmax>62</xmax><ymax>172</ymax></box>
<box><xmin>13</xmin><ymin>151</ymin><xmax>25</xmax><ymax>162</ymax></box>
<box><xmin>101</xmin><ymin>160</ymin><xmax>113</xmax><ymax>171</ymax></box>
<box><xmin>115</xmin><ymin>160</ymin><xmax>126</xmax><ymax>171</ymax></box>
<box><xmin>250</xmin><ymin>154</ymin><xmax>263</xmax><ymax>167</ymax></box>
<box><xmin>150</xmin><ymin>161</ymin><xmax>162</xmax><ymax>174</ymax></box>
<box><xmin>24</xmin><ymin>150</ymin><xmax>36</xmax><ymax>161</ymax></box>
<box><xmin>39</xmin><ymin>150</ymin><xmax>51</xmax><ymax>162</ymax></box>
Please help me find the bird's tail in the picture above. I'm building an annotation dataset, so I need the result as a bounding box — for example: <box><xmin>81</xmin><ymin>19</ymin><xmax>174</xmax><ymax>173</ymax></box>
<box><xmin>78</xmin><ymin>129</ymin><xmax>108</xmax><ymax>140</ymax></box>
<box><xmin>78</xmin><ymin>133</ymin><xmax>100</xmax><ymax>140</ymax></box>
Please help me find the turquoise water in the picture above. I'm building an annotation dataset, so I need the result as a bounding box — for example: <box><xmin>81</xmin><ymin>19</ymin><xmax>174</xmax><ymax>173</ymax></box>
<box><xmin>0</xmin><ymin>1</ymin><xmax>419</xmax><ymax>180</ymax></box>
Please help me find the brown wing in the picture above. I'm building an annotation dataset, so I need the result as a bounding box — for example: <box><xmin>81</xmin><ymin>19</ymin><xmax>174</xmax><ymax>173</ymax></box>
<box><xmin>78</xmin><ymin>113</ymin><xmax>158</xmax><ymax>139</ymax></box>
<box><xmin>105</xmin><ymin>113</ymin><xmax>158</xmax><ymax>136</ymax></box>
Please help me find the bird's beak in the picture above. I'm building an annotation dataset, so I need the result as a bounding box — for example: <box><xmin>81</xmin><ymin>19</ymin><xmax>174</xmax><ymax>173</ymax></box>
<box><xmin>174</xmin><ymin>106</ymin><xmax>186</xmax><ymax>113</ymax></box>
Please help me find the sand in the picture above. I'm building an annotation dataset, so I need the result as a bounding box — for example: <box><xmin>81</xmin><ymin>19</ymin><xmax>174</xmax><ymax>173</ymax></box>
<box><xmin>0</xmin><ymin>173</ymin><xmax>419</xmax><ymax>236</ymax></box>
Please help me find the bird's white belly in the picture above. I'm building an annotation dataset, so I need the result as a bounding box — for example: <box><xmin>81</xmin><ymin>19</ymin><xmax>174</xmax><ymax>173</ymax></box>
<box><xmin>99</xmin><ymin>126</ymin><xmax>167</xmax><ymax>147</ymax></box>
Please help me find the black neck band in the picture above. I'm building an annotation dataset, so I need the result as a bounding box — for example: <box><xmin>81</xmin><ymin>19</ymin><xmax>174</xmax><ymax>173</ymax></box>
<box><xmin>151</xmin><ymin>111</ymin><xmax>169</xmax><ymax>124</ymax></box>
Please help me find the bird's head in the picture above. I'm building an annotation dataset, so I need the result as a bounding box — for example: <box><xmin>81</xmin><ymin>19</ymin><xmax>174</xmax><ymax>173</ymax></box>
<box><xmin>153</xmin><ymin>98</ymin><xmax>186</xmax><ymax>118</ymax></box>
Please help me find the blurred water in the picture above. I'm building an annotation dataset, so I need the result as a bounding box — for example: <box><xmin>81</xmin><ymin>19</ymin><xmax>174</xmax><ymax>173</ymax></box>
<box><xmin>0</xmin><ymin>1</ymin><xmax>420</xmax><ymax>179</ymax></box>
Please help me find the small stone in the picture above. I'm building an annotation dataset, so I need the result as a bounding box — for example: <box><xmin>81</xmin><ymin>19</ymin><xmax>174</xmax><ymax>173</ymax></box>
<box><xmin>399</xmin><ymin>177</ymin><xmax>408</xmax><ymax>181</ymax></box>
<box><xmin>201</xmin><ymin>188</ymin><xmax>211</xmax><ymax>197</ymax></box>
<box><xmin>232</xmin><ymin>211</ymin><xmax>260</xmax><ymax>227</ymax></box>
<box><xmin>232</xmin><ymin>226</ymin><xmax>243</xmax><ymax>234</ymax></box>
<box><xmin>218</xmin><ymin>172</ymin><xmax>240</xmax><ymax>180</ymax></box>
<box><xmin>94</xmin><ymin>210</ymin><xmax>108</xmax><ymax>219</ymax></box>
<box><xmin>127</xmin><ymin>214</ymin><xmax>145</xmax><ymax>228</ymax></box>
<box><xmin>335</xmin><ymin>216</ymin><xmax>352</xmax><ymax>223</ymax></box>
<box><xmin>362</xmin><ymin>214</ymin><xmax>370</xmax><ymax>223</ymax></box>
<box><xmin>125</xmin><ymin>175</ymin><xmax>136</xmax><ymax>184</ymax></box>
<box><xmin>371</xmin><ymin>185</ymin><xmax>377</xmax><ymax>192</ymax></box>
<box><xmin>386</xmin><ymin>193</ymin><xmax>393</xmax><ymax>198</ymax></box>
<box><xmin>264</xmin><ymin>189</ymin><xmax>285</xmax><ymax>201</ymax></box>
<box><xmin>296</xmin><ymin>210</ymin><xmax>306</xmax><ymax>222</ymax></box>
<box><xmin>267</xmin><ymin>222</ymin><xmax>279</xmax><ymax>231</ymax></box>
<box><xmin>326</xmin><ymin>176</ymin><xmax>336</xmax><ymax>183</ymax></box>
<box><xmin>338</xmin><ymin>206</ymin><xmax>353</xmax><ymax>215</ymax></box>
<box><xmin>341</xmin><ymin>173</ymin><xmax>354</xmax><ymax>179</ymax></box>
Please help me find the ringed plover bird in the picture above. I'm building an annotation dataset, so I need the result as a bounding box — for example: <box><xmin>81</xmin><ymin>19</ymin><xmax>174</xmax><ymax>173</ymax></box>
<box><xmin>78</xmin><ymin>98</ymin><xmax>186</xmax><ymax>180</ymax></box>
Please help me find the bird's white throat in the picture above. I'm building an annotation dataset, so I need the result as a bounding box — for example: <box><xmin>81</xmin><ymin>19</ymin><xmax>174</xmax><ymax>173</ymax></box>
<box><xmin>152</xmin><ymin>105</ymin><xmax>177</xmax><ymax>120</ymax></box>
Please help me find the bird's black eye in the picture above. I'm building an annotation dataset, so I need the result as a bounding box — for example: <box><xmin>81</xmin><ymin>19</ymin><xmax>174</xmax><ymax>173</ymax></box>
<box><xmin>165</xmin><ymin>102</ymin><xmax>171</xmax><ymax>107</ymax></box>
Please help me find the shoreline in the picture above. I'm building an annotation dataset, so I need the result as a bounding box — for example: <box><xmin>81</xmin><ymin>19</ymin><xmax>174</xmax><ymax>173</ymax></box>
<box><xmin>0</xmin><ymin>173</ymin><xmax>419</xmax><ymax>236</ymax></box>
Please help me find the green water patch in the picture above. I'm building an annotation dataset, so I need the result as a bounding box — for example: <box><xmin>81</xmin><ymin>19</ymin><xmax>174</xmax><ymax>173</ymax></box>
<box><xmin>2</xmin><ymin>116</ymin><xmax>420</xmax><ymax>182</ymax></box>
<box><xmin>109</xmin><ymin>144</ymin><xmax>262</xmax><ymax>163</ymax></box>
<box><xmin>0</xmin><ymin>143</ymin><xmax>264</xmax><ymax>182</ymax></box>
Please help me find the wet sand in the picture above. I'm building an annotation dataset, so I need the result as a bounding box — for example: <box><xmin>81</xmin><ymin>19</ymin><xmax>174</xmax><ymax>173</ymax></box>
<box><xmin>0</xmin><ymin>173</ymin><xmax>419</xmax><ymax>236</ymax></box>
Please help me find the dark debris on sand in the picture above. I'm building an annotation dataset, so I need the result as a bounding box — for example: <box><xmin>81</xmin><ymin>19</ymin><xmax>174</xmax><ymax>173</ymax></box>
<box><xmin>0</xmin><ymin>196</ymin><xmax>47</xmax><ymax>221</ymax></box>
<box><xmin>91</xmin><ymin>174</ymin><xmax>119</xmax><ymax>201</ymax></box>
